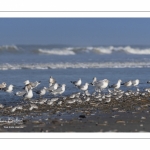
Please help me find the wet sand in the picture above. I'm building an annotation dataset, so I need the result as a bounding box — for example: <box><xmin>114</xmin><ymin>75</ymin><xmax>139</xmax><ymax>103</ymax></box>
<box><xmin>0</xmin><ymin>93</ymin><xmax>150</xmax><ymax>132</ymax></box>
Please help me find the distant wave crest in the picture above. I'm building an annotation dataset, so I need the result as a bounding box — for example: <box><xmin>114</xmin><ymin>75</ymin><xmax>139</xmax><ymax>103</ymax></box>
<box><xmin>89</xmin><ymin>46</ymin><xmax>150</xmax><ymax>55</ymax></box>
<box><xmin>1</xmin><ymin>45</ymin><xmax>150</xmax><ymax>55</ymax></box>
<box><xmin>121</xmin><ymin>46</ymin><xmax>150</xmax><ymax>54</ymax></box>
<box><xmin>0</xmin><ymin>45</ymin><xmax>19</xmax><ymax>51</ymax></box>
<box><xmin>34</xmin><ymin>46</ymin><xmax>150</xmax><ymax>55</ymax></box>
<box><xmin>37</xmin><ymin>48</ymin><xmax>75</xmax><ymax>55</ymax></box>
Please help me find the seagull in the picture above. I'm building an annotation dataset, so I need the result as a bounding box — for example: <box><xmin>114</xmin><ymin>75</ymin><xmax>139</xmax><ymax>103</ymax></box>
<box><xmin>11</xmin><ymin>105</ymin><xmax>23</xmax><ymax>112</ymax></box>
<box><xmin>78</xmin><ymin>83</ymin><xmax>89</xmax><ymax>91</ymax></box>
<box><xmin>16</xmin><ymin>80</ymin><xmax>32</xmax><ymax>96</ymax></box>
<box><xmin>30</xmin><ymin>81</ymin><xmax>41</xmax><ymax>88</ymax></box>
<box><xmin>69</xmin><ymin>93</ymin><xmax>76</xmax><ymax>99</ymax></box>
<box><xmin>15</xmin><ymin>91</ymin><xmax>27</xmax><ymax>97</ymax></box>
<box><xmin>71</xmin><ymin>78</ymin><xmax>82</xmax><ymax>87</ymax></box>
<box><xmin>29</xmin><ymin>104</ymin><xmax>38</xmax><ymax>111</ymax></box>
<box><xmin>91</xmin><ymin>79</ymin><xmax>109</xmax><ymax>92</ymax></box>
<box><xmin>51</xmin><ymin>84</ymin><xmax>66</xmax><ymax>95</ymax></box>
<box><xmin>24</xmin><ymin>80</ymin><xmax>40</xmax><ymax>89</ymax></box>
<box><xmin>132</xmin><ymin>79</ymin><xmax>140</xmax><ymax>87</ymax></box>
<box><xmin>84</xmin><ymin>97</ymin><xmax>90</xmax><ymax>102</ymax></box>
<box><xmin>85</xmin><ymin>90</ymin><xmax>91</xmax><ymax>96</ymax></box>
<box><xmin>35</xmin><ymin>87</ymin><xmax>47</xmax><ymax>97</ymax></box>
<box><xmin>109</xmin><ymin>79</ymin><xmax>122</xmax><ymax>89</ymax></box>
<box><xmin>23</xmin><ymin>87</ymin><xmax>33</xmax><ymax>100</ymax></box>
<box><xmin>0</xmin><ymin>104</ymin><xmax>4</xmax><ymax>108</ymax></box>
<box><xmin>145</xmin><ymin>88</ymin><xmax>150</xmax><ymax>93</ymax></box>
<box><xmin>23</xmin><ymin>83</ymin><xmax>32</xmax><ymax>92</ymax></box>
<box><xmin>91</xmin><ymin>77</ymin><xmax>97</xmax><ymax>84</ymax></box>
<box><xmin>104</xmin><ymin>97</ymin><xmax>111</xmax><ymax>103</ymax></box>
<box><xmin>4</xmin><ymin>84</ymin><xmax>14</xmax><ymax>93</ymax></box>
<box><xmin>49</xmin><ymin>76</ymin><xmax>56</xmax><ymax>84</ymax></box>
<box><xmin>24</xmin><ymin>80</ymin><xmax>30</xmax><ymax>85</ymax></box>
<box><xmin>122</xmin><ymin>80</ymin><xmax>132</xmax><ymax>87</ymax></box>
<box><xmin>48</xmin><ymin>83</ymin><xmax>59</xmax><ymax>92</ymax></box>
<box><xmin>66</xmin><ymin>99</ymin><xmax>76</xmax><ymax>104</ymax></box>
<box><xmin>0</xmin><ymin>82</ymin><xmax>7</xmax><ymax>90</ymax></box>
<box><xmin>50</xmin><ymin>97</ymin><xmax>59</xmax><ymax>102</ymax></box>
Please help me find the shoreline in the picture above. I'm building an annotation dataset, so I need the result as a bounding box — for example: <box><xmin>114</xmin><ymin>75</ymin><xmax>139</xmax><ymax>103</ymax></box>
<box><xmin>0</xmin><ymin>93</ymin><xmax>150</xmax><ymax>132</ymax></box>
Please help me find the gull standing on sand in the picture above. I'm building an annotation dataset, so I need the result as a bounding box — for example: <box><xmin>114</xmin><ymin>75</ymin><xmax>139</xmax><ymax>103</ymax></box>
<box><xmin>15</xmin><ymin>82</ymin><xmax>31</xmax><ymax>97</ymax></box>
<box><xmin>29</xmin><ymin>104</ymin><xmax>38</xmax><ymax>111</ymax></box>
<box><xmin>91</xmin><ymin>79</ymin><xmax>109</xmax><ymax>92</ymax></box>
<box><xmin>48</xmin><ymin>83</ymin><xmax>59</xmax><ymax>92</ymax></box>
<box><xmin>91</xmin><ymin>77</ymin><xmax>97</xmax><ymax>84</ymax></box>
<box><xmin>22</xmin><ymin>80</ymin><xmax>40</xmax><ymax>96</ymax></box>
<box><xmin>122</xmin><ymin>80</ymin><xmax>132</xmax><ymax>87</ymax></box>
<box><xmin>23</xmin><ymin>80</ymin><xmax>31</xmax><ymax>92</ymax></box>
<box><xmin>85</xmin><ymin>90</ymin><xmax>91</xmax><ymax>96</ymax></box>
<box><xmin>0</xmin><ymin>82</ymin><xmax>7</xmax><ymax>90</ymax></box>
<box><xmin>71</xmin><ymin>78</ymin><xmax>82</xmax><ymax>87</ymax></box>
<box><xmin>132</xmin><ymin>79</ymin><xmax>140</xmax><ymax>87</ymax></box>
<box><xmin>109</xmin><ymin>79</ymin><xmax>122</xmax><ymax>90</ymax></box>
<box><xmin>49</xmin><ymin>76</ymin><xmax>56</xmax><ymax>84</ymax></box>
<box><xmin>78</xmin><ymin>83</ymin><xmax>89</xmax><ymax>91</ymax></box>
<box><xmin>51</xmin><ymin>84</ymin><xmax>66</xmax><ymax>95</ymax></box>
<box><xmin>24</xmin><ymin>80</ymin><xmax>41</xmax><ymax>89</ymax></box>
<box><xmin>35</xmin><ymin>87</ymin><xmax>47</xmax><ymax>97</ymax></box>
<box><xmin>30</xmin><ymin>81</ymin><xmax>41</xmax><ymax>88</ymax></box>
<box><xmin>23</xmin><ymin>87</ymin><xmax>33</xmax><ymax>100</ymax></box>
<box><xmin>4</xmin><ymin>84</ymin><xmax>14</xmax><ymax>93</ymax></box>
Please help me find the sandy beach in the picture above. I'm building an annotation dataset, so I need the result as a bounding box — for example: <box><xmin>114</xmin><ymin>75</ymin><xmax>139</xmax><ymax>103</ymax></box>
<box><xmin>0</xmin><ymin>93</ymin><xmax>150</xmax><ymax>132</ymax></box>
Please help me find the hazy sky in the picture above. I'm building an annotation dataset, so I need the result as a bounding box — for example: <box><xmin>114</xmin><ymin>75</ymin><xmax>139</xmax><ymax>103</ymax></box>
<box><xmin>0</xmin><ymin>18</ymin><xmax>150</xmax><ymax>46</ymax></box>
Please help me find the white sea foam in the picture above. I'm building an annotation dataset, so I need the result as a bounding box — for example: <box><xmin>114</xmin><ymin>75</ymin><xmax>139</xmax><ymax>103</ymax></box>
<box><xmin>90</xmin><ymin>46</ymin><xmax>150</xmax><ymax>55</ymax></box>
<box><xmin>37</xmin><ymin>46</ymin><xmax>150</xmax><ymax>55</ymax></box>
<box><xmin>1</xmin><ymin>62</ymin><xmax>150</xmax><ymax>70</ymax></box>
<box><xmin>1</xmin><ymin>45</ymin><xmax>150</xmax><ymax>55</ymax></box>
<box><xmin>120</xmin><ymin>46</ymin><xmax>150</xmax><ymax>55</ymax></box>
<box><xmin>38</xmin><ymin>48</ymin><xmax>75</xmax><ymax>55</ymax></box>
<box><xmin>92</xmin><ymin>46</ymin><xmax>113</xmax><ymax>54</ymax></box>
<box><xmin>0</xmin><ymin>45</ymin><xmax>19</xmax><ymax>51</ymax></box>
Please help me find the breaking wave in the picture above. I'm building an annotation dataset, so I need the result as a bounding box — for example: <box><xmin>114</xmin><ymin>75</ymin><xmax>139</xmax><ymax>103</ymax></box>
<box><xmin>37</xmin><ymin>48</ymin><xmax>76</xmax><ymax>55</ymax></box>
<box><xmin>90</xmin><ymin>46</ymin><xmax>150</xmax><ymax>55</ymax></box>
<box><xmin>1</xmin><ymin>62</ymin><xmax>150</xmax><ymax>70</ymax></box>
<box><xmin>1</xmin><ymin>45</ymin><xmax>150</xmax><ymax>55</ymax></box>
<box><xmin>33</xmin><ymin>46</ymin><xmax>150</xmax><ymax>55</ymax></box>
<box><xmin>0</xmin><ymin>45</ymin><xmax>19</xmax><ymax>52</ymax></box>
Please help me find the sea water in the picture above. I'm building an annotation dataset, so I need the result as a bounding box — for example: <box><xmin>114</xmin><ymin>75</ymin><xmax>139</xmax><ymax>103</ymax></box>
<box><xmin>0</xmin><ymin>44</ymin><xmax>150</xmax><ymax>105</ymax></box>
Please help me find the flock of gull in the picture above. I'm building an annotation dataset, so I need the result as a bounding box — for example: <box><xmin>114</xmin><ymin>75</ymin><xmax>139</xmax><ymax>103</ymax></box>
<box><xmin>0</xmin><ymin>76</ymin><xmax>150</xmax><ymax>112</ymax></box>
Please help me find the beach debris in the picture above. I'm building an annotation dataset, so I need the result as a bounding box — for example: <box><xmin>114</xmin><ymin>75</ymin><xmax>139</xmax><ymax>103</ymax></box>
<box><xmin>141</xmin><ymin>117</ymin><xmax>146</xmax><ymax>120</ymax></box>
<box><xmin>116</xmin><ymin>120</ymin><xmax>126</xmax><ymax>124</ymax></box>
<box><xmin>79</xmin><ymin>115</ymin><xmax>86</xmax><ymax>118</ymax></box>
<box><xmin>111</xmin><ymin>115</ymin><xmax>119</xmax><ymax>118</ymax></box>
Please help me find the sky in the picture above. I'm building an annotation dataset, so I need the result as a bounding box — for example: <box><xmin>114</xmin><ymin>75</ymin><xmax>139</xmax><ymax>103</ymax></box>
<box><xmin>0</xmin><ymin>18</ymin><xmax>150</xmax><ymax>46</ymax></box>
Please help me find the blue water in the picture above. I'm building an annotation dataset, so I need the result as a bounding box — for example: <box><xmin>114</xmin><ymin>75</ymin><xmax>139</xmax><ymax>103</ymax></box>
<box><xmin>1</xmin><ymin>44</ymin><xmax>150</xmax><ymax>105</ymax></box>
